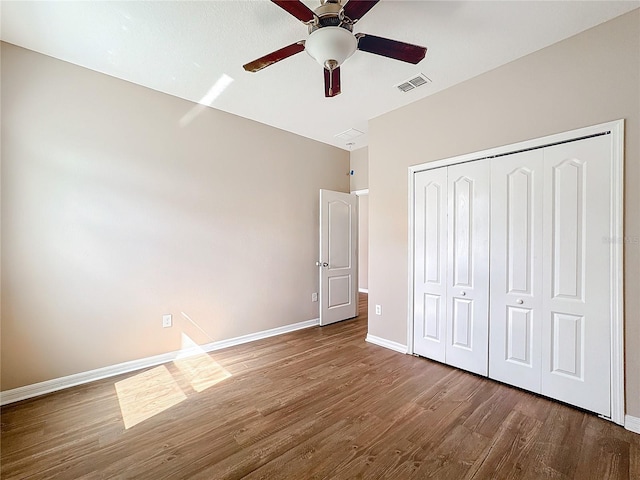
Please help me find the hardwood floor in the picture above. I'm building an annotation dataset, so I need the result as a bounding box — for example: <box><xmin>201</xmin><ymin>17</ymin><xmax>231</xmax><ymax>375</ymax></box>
<box><xmin>2</xmin><ymin>294</ymin><xmax>638</xmax><ymax>479</ymax></box>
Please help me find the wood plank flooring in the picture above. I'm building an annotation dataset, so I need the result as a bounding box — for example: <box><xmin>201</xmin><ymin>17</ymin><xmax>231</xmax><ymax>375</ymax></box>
<box><xmin>2</xmin><ymin>294</ymin><xmax>639</xmax><ymax>479</ymax></box>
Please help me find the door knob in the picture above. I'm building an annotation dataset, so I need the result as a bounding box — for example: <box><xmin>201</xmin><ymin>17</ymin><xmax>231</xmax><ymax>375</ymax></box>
<box><xmin>516</xmin><ymin>299</ymin><xmax>524</xmax><ymax>304</ymax></box>
<box><xmin>316</xmin><ymin>261</ymin><xmax>329</xmax><ymax>267</ymax></box>
<box><xmin>461</xmin><ymin>291</ymin><xmax>466</xmax><ymax>296</ymax></box>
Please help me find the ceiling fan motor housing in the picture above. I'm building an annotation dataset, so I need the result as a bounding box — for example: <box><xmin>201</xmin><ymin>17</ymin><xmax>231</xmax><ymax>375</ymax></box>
<box><xmin>309</xmin><ymin>0</ymin><xmax>353</xmax><ymax>33</ymax></box>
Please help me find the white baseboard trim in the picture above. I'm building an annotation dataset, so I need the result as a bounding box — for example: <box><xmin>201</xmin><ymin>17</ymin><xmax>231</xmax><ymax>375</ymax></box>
<box><xmin>358</xmin><ymin>288</ymin><xmax>369</xmax><ymax>293</ymax></box>
<box><xmin>625</xmin><ymin>415</ymin><xmax>640</xmax><ymax>434</ymax></box>
<box><xmin>0</xmin><ymin>317</ymin><xmax>319</xmax><ymax>406</ymax></box>
<box><xmin>365</xmin><ymin>334</ymin><xmax>408</xmax><ymax>354</ymax></box>
<box><xmin>199</xmin><ymin>318</ymin><xmax>319</xmax><ymax>352</ymax></box>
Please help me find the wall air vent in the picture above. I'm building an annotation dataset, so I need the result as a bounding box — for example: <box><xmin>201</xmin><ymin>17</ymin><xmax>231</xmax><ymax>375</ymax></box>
<box><xmin>396</xmin><ymin>73</ymin><xmax>431</xmax><ymax>93</ymax></box>
<box><xmin>334</xmin><ymin>128</ymin><xmax>364</xmax><ymax>140</ymax></box>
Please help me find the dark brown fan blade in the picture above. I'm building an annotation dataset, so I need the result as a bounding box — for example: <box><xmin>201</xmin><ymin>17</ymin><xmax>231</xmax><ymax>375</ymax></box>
<box><xmin>243</xmin><ymin>41</ymin><xmax>306</xmax><ymax>72</ymax></box>
<box><xmin>271</xmin><ymin>0</ymin><xmax>315</xmax><ymax>23</ymax></box>
<box><xmin>356</xmin><ymin>34</ymin><xmax>426</xmax><ymax>64</ymax></box>
<box><xmin>324</xmin><ymin>67</ymin><xmax>341</xmax><ymax>97</ymax></box>
<box><xmin>343</xmin><ymin>0</ymin><xmax>380</xmax><ymax>23</ymax></box>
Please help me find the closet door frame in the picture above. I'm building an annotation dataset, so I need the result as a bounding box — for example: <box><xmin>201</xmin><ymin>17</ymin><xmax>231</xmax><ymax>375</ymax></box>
<box><xmin>407</xmin><ymin>119</ymin><xmax>624</xmax><ymax>426</ymax></box>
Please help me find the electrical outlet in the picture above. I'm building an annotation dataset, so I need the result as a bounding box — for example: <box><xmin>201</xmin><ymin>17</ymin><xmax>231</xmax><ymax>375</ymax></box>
<box><xmin>312</xmin><ymin>292</ymin><xmax>318</xmax><ymax>302</ymax></box>
<box><xmin>375</xmin><ymin>305</ymin><xmax>382</xmax><ymax>315</ymax></box>
<box><xmin>162</xmin><ymin>314</ymin><xmax>172</xmax><ymax>328</ymax></box>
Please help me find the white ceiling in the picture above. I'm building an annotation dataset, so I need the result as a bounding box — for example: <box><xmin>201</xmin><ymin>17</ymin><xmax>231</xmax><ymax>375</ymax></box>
<box><xmin>2</xmin><ymin>1</ymin><xmax>638</xmax><ymax>150</ymax></box>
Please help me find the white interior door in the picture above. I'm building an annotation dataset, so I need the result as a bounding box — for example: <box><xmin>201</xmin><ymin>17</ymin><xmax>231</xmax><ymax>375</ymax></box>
<box><xmin>445</xmin><ymin>160</ymin><xmax>490</xmax><ymax>376</ymax></box>
<box><xmin>489</xmin><ymin>150</ymin><xmax>544</xmax><ymax>392</ymax></box>
<box><xmin>413</xmin><ymin>167</ymin><xmax>448</xmax><ymax>362</ymax></box>
<box><xmin>319</xmin><ymin>189</ymin><xmax>358</xmax><ymax>326</ymax></box>
<box><xmin>541</xmin><ymin>136</ymin><xmax>611</xmax><ymax>416</ymax></box>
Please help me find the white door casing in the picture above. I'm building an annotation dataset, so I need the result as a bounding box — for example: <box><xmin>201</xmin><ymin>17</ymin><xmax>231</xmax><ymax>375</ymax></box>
<box><xmin>413</xmin><ymin>167</ymin><xmax>448</xmax><ymax>362</ymax></box>
<box><xmin>541</xmin><ymin>136</ymin><xmax>611</xmax><ymax>417</ymax></box>
<box><xmin>445</xmin><ymin>160</ymin><xmax>490</xmax><ymax>376</ymax></box>
<box><xmin>319</xmin><ymin>189</ymin><xmax>358</xmax><ymax>326</ymax></box>
<box><xmin>489</xmin><ymin>150</ymin><xmax>545</xmax><ymax>392</ymax></box>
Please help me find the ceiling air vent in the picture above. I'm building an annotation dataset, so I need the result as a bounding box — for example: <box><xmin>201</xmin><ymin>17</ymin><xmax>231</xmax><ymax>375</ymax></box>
<box><xmin>396</xmin><ymin>73</ymin><xmax>431</xmax><ymax>93</ymax></box>
<box><xmin>334</xmin><ymin>128</ymin><xmax>364</xmax><ymax>141</ymax></box>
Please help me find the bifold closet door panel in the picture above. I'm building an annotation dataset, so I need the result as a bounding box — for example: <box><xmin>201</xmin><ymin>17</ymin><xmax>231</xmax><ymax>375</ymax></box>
<box><xmin>413</xmin><ymin>167</ymin><xmax>448</xmax><ymax>362</ymax></box>
<box><xmin>541</xmin><ymin>135</ymin><xmax>612</xmax><ymax>417</ymax></box>
<box><xmin>446</xmin><ymin>160</ymin><xmax>490</xmax><ymax>376</ymax></box>
<box><xmin>489</xmin><ymin>150</ymin><xmax>544</xmax><ymax>392</ymax></box>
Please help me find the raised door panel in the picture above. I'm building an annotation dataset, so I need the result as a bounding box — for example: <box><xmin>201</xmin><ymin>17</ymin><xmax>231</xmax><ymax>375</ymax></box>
<box><xmin>489</xmin><ymin>150</ymin><xmax>544</xmax><ymax>392</ymax></box>
<box><xmin>551</xmin><ymin>313</ymin><xmax>584</xmax><ymax>379</ymax></box>
<box><xmin>506</xmin><ymin>307</ymin><xmax>534</xmax><ymax>366</ymax></box>
<box><xmin>541</xmin><ymin>135</ymin><xmax>611</xmax><ymax>416</ymax></box>
<box><xmin>452</xmin><ymin>298</ymin><xmax>472</xmax><ymax>349</ymax></box>
<box><xmin>328</xmin><ymin>200</ymin><xmax>352</xmax><ymax>269</ymax></box>
<box><xmin>446</xmin><ymin>160</ymin><xmax>490</xmax><ymax>376</ymax></box>
<box><xmin>551</xmin><ymin>160</ymin><xmax>585</xmax><ymax>300</ymax></box>
<box><xmin>327</xmin><ymin>275</ymin><xmax>351</xmax><ymax>308</ymax></box>
<box><xmin>452</xmin><ymin>177</ymin><xmax>473</xmax><ymax>288</ymax></box>
<box><xmin>413</xmin><ymin>168</ymin><xmax>448</xmax><ymax>361</ymax></box>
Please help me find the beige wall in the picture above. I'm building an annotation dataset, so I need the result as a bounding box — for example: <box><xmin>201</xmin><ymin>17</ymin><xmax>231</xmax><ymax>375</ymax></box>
<box><xmin>350</xmin><ymin>146</ymin><xmax>369</xmax><ymax>192</ymax></box>
<box><xmin>368</xmin><ymin>10</ymin><xmax>640</xmax><ymax>417</ymax></box>
<box><xmin>1</xmin><ymin>43</ymin><xmax>349</xmax><ymax>391</ymax></box>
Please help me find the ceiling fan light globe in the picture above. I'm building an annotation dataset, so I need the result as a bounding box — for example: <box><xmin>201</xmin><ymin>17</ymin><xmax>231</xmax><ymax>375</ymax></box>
<box><xmin>305</xmin><ymin>27</ymin><xmax>357</xmax><ymax>69</ymax></box>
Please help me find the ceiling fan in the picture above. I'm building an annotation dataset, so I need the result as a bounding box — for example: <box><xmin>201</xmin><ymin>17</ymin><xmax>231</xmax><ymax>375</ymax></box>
<box><xmin>243</xmin><ymin>0</ymin><xmax>427</xmax><ymax>97</ymax></box>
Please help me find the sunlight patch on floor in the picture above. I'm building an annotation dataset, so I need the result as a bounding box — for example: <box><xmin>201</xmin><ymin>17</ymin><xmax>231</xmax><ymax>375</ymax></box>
<box><xmin>115</xmin><ymin>365</ymin><xmax>187</xmax><ymax>429</ymax></box>
<box><xmin>174</xmin><ymin>333</ymin><xmax>232</xmax><ymax>392</ymax></box>
<box><xmin>114</xmin><ymin>333</ymin><xmax>232</xmax><ymax>429</ymax></box>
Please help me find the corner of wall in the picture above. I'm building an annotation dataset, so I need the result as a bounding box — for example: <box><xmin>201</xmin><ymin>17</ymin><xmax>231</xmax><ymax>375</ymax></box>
<box><xmin>350</xmin><ymin>146</ymin><xmax>369</xmax><ymax>192</ymax></box>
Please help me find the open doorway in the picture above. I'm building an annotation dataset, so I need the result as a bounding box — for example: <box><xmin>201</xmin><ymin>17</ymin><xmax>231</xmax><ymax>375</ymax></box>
<box><xmin>350</xmin><ymin>145</ymin><xmax>369</xmax><ymax>297</ymax></box>
<box><xmin>353</xmin><ymin>190</ymin><xmax>368</xmax><ymax>294</ymax></box>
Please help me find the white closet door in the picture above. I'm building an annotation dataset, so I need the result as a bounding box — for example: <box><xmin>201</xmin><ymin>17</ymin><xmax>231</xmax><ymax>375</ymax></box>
<box><xmin>489</xmin><ymin>150</ymin><xmax>544</xmax><ymax>392</ymax></box>
<box><xmin>446</xmin><ymin>160</ymin><xmax>490</xmax><ymax>376</ymax></box>
<box><xmin>541</xmin><ymin>135</ymin><xmax>611</xmax><ymax>417</ymax></box>
<box><xmin>413</xmin><ymin>167</ymin><xmax>448</xmax><ymax>361</ymax></box>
